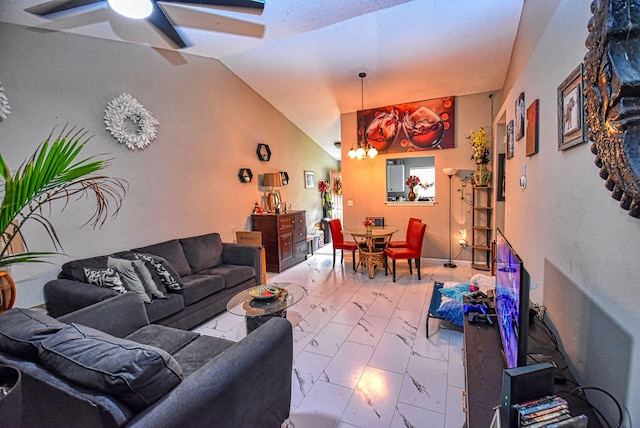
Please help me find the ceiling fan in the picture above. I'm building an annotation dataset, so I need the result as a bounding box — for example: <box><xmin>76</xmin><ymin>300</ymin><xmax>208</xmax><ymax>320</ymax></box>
<box><xmin>26</xmin><ymin>0</ymin><xmax>265</xmax><ymax>49</ymax></box>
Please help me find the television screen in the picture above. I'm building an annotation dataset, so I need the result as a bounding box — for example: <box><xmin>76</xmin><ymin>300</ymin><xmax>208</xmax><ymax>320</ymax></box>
<box><xmin>495</xmin><ymin>229</ymin><xmax>530</xmax><ymax>368</ymax></box>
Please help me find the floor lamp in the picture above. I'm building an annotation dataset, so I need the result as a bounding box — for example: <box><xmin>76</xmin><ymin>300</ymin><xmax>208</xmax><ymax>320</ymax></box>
<box><xmin>443</xmin><ymin>167</ymin><xmax>458</xmax><ymax>268</ymax></box>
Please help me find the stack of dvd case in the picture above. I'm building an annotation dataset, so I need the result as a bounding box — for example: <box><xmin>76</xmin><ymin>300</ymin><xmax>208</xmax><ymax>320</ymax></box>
<box><xmin>514</xmin><ymin>395</ymin><xmax>588</xmax><ymax>428</ymax></box>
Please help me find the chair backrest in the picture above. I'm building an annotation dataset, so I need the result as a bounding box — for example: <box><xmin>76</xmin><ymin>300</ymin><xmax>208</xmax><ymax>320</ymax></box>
<box><xmin>406</xmin><ymin>217</ymin><xmax>421</xmax><ymax>238</ymax></box>
<box><xmin>407</xmin><ymin>221</ymin><xmax>427</xmax><ymax>255</ymax></box>
<box><xmin>328</xmin><ymin>219</ymin><xmax>345</xmax><ymax>244</ymax></box>
<box><xmin>366</xmin><ymin>217</ymin><xmax>385</xmax><ymax>227</ymax></box>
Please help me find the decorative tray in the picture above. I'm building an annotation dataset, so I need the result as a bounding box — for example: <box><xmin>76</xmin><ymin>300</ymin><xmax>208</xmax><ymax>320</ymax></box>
<box><xmin>248</xmin><ymin>285</ymin><xmax>283</xmax><ymax>299</ymax></box>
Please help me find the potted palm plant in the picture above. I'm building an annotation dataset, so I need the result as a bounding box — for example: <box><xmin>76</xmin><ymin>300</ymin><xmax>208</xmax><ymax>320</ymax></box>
<box><xmin>0</xmin><ymin>126</ymin><xmax>127</xmax><ymax>311</ymax></box>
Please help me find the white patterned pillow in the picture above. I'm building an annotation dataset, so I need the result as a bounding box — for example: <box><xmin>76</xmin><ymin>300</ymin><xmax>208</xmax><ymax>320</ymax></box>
<box><xmin>134</xmin><ymin>253</ymin><xmax>183</xmax><ymax>292</ymax></box>
<box><xmin>84</xmin><ymin>267</ymin><xmax>127</xmax><ymax>294</ymax></box>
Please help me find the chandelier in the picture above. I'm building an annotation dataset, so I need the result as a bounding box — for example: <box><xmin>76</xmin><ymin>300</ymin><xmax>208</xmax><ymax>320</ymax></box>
<box><xmin>348</xmin><ymin>72</ymin><xmax>378</xmax><ymax>160</ymax></box>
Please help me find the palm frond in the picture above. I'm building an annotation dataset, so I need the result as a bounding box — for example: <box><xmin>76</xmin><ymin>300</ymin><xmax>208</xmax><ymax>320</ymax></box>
<box><xmin>0</xmin><ymin>126</ymin><xmax>128</xmax><ymax>267</ymax></box>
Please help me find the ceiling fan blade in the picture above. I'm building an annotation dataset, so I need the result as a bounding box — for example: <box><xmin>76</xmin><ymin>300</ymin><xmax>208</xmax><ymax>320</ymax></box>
<box><xmin>147</xmin><ymin>3</ymin><xmax>188</xmax><ymax>48</ymax></box>
<box><xmin>26</xmin><ymin>0</ymin><xmax>104</xmax><ymax>16</ymax></box>
<box><xmin>164</xmin><ymin>0</ymin><xmax>264</xmax><ymax>12</ymax></box>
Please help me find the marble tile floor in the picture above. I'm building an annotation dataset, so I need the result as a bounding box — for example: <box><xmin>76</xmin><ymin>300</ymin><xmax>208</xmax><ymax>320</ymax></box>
<box><xmin>193</xmin><ymin>245</ymin><xmax>485</xmax><ymax>428</ymax></box>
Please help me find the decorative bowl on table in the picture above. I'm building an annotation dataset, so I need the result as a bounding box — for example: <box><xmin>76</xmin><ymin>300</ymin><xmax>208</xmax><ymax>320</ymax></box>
<box><xmin>249</xmin><ymin>285</ymin><xmax>283</xmax><ymax>299</ymax></box>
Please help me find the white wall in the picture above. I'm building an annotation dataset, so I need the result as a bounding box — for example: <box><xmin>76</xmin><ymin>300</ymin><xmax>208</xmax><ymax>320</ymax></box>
<box><xmin>498</xmin><ymin>0</ymin><xmax>639</xmax><ymax>424</ymax></box>
<box><xmin>0</xmin><ymin>22</ymin><xmax>338</xmax><ymax>307</ymax></box>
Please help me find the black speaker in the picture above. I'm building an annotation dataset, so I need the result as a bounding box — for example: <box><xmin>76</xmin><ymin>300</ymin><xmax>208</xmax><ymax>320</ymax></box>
<box><xmin>500</xmin><ymin>362</ymin><xmax>555</xmax><ymax>427</ymax></box>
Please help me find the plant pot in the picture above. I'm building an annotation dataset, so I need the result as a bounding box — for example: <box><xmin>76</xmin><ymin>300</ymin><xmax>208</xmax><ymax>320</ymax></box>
<box><xmin>0</xmin><ymin>365</ymin><xmax>22</xmax><ymax>428</ymax></box>
<box><xmin>0</xmin><ymin>271</ymin><xmax>16</xmax><ymax>314</ymax></box>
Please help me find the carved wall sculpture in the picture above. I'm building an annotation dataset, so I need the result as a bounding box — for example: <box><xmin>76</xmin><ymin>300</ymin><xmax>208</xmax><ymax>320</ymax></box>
<box><xmin>584</xmin><ymin>0</ymin><xmax>640</xmax><ymax>217</ymax></box>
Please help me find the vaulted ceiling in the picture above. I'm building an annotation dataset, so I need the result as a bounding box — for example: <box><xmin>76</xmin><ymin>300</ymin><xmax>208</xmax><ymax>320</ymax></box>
<box><xmin>0</xmin><ymin>0</ymin><xmax>525</xmax><ymax>159</ymax></box>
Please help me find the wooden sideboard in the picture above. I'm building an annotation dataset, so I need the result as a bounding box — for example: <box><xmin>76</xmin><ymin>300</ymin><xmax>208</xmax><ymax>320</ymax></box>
<box><xmin>251</xmin><ymin>211</ymin><xmax>307</xmax><ymax>273</ymax></box>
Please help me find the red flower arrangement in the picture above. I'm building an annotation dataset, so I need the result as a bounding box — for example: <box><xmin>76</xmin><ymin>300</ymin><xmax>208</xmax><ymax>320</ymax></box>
<box><xmin>363</xmin><ymin>219</ymin><xmax>375</xmax><ymax>227</ymax></box>
<box><xmin>318</xmin><ymin>180</ymin><xmax>329</xmax><ymax>194</ymax></box>
<box><xmin>405</xmin><ymin>175</ymin><xmax>421</xmax><ymax>188</ymax></box>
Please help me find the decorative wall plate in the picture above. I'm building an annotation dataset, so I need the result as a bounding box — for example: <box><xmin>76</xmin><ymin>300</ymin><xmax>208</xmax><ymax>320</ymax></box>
<box><xmin>256</xmin><ymin>143</ymin><xmax>271</xmax><ymax>161</ymax></box>
<box><xmin>104</xmin><ymin>93</ymin><xmax>158</xmax><ymax>150</ymax></box>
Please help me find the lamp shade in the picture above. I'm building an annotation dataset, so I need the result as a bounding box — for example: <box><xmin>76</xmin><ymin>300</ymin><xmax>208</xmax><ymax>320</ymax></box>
<box><xmin>263</xmin><ymin>172</ymin><xmax>282</xmax><ymax>187</ymax></box>
<box><xmin>442</xmin><ymin>167</ymin><xmax>458</xmax><ymax>177</ymax></box>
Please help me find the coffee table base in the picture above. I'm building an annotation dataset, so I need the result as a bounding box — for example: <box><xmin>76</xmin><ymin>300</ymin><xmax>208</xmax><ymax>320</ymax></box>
<box><xmin>246</xmin><ymin>308</ymin><xmax>288</xmax><ymax>334</ymax></box>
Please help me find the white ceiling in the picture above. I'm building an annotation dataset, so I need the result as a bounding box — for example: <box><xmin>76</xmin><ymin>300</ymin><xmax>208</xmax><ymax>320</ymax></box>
<box><xmin>0</xmin><ymin>0</ymin><xmax>525</xmax><ymax>160</ymax></box>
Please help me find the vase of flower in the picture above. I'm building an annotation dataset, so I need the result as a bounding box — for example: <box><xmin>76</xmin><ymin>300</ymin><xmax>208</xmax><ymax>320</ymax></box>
<box><xmin>363</xmin><ymin>219</ymin><xmax>375</xmax><ymax>233</ymax></box>
<box><xmin>474</xmin><ymin>161</ymin><xmax>491</xmax><ymax>186</ymax></box>
<box><xmin>408</xmin><ymin>188</ymin><xmax>417</xmax><ymax>201</ymax></box>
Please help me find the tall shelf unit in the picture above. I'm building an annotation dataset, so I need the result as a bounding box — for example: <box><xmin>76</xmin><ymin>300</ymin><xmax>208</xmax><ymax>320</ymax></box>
<box><xmin>471</xmin><ymin>185</ymin><xmax>492</xmax><ymax>271</ymax></box>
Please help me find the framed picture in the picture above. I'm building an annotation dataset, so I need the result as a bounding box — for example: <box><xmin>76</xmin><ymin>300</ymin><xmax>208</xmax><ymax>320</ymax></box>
<box><xmin>557</xmin><ymin>64</ymin><xmax>587</xmax><ymax>150</ymax></box>
<box><xmin>304</xmin><ymin>170</ymin><xmax>315</xmax><ymax>189</ymax></box>
<box><xmin>506</xmin><ymin>120</ymin><xmax>514</xmax><ymax>159</ymax></box>
<box><xmin>526</xmin><ymin>99</ymin><xmax>539</xmax><ymax>157</ymax></box>
<box><xmin>497</xmin><ymin>153</ymin><xmax>506</xmax><ymax>201</ymax></box>
<box><xmin>515</xmin><ymin>92</ymin><xmax>525</xmax><ymax>141</ymax></box>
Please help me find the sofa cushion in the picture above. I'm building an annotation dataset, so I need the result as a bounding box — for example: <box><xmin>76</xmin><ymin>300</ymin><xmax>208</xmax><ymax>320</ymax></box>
<box><xmin>201</xmin><ymin>264</ymin><xmax>256</xmax><ymax>289</ymax></box>
<box><xmin>134</xmin><ymin>253</ymin><xmax>184</xmax><ymax>293</ymax></box>
<box><xmin>179</xmin><ymin>233</ymin><xmax>224</xmax><ymax>273</ymax></box>
<box><xmin>84</xmin><ymin>267</ymin><xmax>127</xmax><ymax>294</ymax></box>
<box><xmin>39</xmin><ymin>323</ymin><xmax>183</xmax><ymax>412</ymax></box>
<box><xmin>0</xmin><ymin>308</ymin><xmax>66</xmax><ymax>360</ymax></box>
<box><xmin>126</xmin><ymin>324</ymin><xmax>199</xmax><ymax>355</ymax></box>
<box><xmin>133</xmin><ymin>240</ymin><xmax>191</xmax><ymax>277</ymax></box>
<box><xmin>171</xmin><ymin>335</ymin><xmax>235</xmax><ymax>377</ymax></box>
<box><xmin>142</xmin><ymin>293</ymin><xmax>185</xmax><ymax>323</ymax></box>
<box><xmin>132</xmin><ymin>259</ymin><xmax>166</xmax><ymax>299</ymax></box>
<box><xmin>60</xmin><ymin>255</ymin><xmax>109</xmax><ymax>282</ymax></box>
<box><xmin>107</xmin><ymin>256</ymin><xmax>151</xmax><ymax>303</ymax></box>
<box><xmin>180</xmin><ymin>274</ymin><xmax>225</xmax><ymax>306</ymax></box>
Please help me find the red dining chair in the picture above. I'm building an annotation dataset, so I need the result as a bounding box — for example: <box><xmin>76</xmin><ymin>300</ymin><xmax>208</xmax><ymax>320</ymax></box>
<box><xmin>388</xmin><ymin>217</ymin><xmax>422</xmax><ymax>248</ymax></box>
<box><xmin>328</xmin><ymin>219</ymin><xmax>359</xmax><ymax>270</ymax></box>
<box><xmin>384</xmin><ymin>221</ymin><xmax>427</xmax><ymax>282</ymax></box>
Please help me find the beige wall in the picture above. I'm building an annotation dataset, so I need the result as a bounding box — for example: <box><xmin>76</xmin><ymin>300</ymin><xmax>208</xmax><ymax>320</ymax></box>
<box><xmin>340</xmin><ymin>91</ymin><xmax>502</xmax><ymax>261</ymax></box>
<box><xmin>0</xmin><ymin>22</ymin><xmax>338</xmax><ymax>307</ymax></box>
<box><xmin>497</xmin><ymin>0</ymin><xmax>639</xmax><ymax>423</ymax></box>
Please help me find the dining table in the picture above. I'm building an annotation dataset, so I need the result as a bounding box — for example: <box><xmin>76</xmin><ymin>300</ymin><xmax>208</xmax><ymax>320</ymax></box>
<box><xmin>343</xmin><ymin>226</ymin><xmax>398</xmax><ymax>279</ymax></box>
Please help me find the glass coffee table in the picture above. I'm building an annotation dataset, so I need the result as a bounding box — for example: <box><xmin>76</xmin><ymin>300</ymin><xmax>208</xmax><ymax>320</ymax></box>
<box><xmin>226</xmin><ymin>282</ymin><xmax>305</xmax><ymax>334</ymax></box>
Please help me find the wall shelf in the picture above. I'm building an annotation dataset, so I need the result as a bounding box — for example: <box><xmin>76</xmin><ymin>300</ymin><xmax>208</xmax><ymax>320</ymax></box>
<box><xmin>471</xmin><ymin>185</ymin><xmax>492</xmax><ymax>271</ymax></box>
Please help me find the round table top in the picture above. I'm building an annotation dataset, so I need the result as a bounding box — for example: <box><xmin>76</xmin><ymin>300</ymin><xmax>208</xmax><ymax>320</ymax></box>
<box><xmin>343</xmin><ymin>226</ymin><xmax>399</xmax><ymax>237</ymax></box>
<box><xmin>226</xmin><ymin>282</ymin><xmax>306</xmax><ymax>317</ymax></box>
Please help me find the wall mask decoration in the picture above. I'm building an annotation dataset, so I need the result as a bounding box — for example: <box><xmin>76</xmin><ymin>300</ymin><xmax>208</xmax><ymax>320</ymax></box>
<box><xmin>585</xmin><ymin>0</ymin><xmax>640</xmax><ymax>217</ymax></box>
<box><xmin>256</xmin><ymin>143</ymin><xmax>271</xmax><ymax>161</ymax></box>
<box><xmin>104</xmin><ymin>93</ymin><xmax>158</xmax><ymax>151</ymax></box>
<box><xmin>0</xmin><ymin>82</ymin><xmax>10</xmax><ymax>121</ymax></box>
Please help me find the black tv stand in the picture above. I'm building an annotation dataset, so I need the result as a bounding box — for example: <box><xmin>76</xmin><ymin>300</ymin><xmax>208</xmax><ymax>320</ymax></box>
<box><xmin>462</xmin><ymin>316</ymin><xmax>604</xmax><ymax>427</ymax></box>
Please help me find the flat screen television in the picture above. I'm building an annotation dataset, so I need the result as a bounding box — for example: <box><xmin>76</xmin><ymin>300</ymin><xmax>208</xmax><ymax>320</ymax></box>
<box><xmin>495</xmin><ymin>228</ymin><xmax>531</xmax><ymax>368</ymax></box>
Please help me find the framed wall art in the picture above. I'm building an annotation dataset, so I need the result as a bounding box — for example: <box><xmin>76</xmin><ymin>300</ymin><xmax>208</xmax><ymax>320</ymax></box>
<box><xmin>507</xmin><ymin>120</ymin><xmax>514</xmax><ymax>159</ymax></box>
<box><xmin>515</xmin><ymin>92</ymin><xmax>525</xmax><ymax>141</ymax></box>
<box><xmin>526</xmin><ymin>99</ymin><xmax>539</xmax><ymax>157</ymax></box>
<box><xmin>304</xmin><ymin>170</ymin><xmax>315</xmax><ymax>189</ymax></box>
<box><xmin>357</xmin><ymin>96</ymin><xmax>455</xmax><ymax>154</ymax></box>
<box><xmin>558</xmin><ymin>64</ymin><xmax>587</xmax><ymax>151</ymax></box>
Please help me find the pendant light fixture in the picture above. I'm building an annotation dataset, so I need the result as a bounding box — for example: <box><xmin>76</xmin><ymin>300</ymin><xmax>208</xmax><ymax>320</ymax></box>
<box><xmin>348</xmin><ymin>72</ymin><xmax>378</xmax><ymax>160</ymax></box>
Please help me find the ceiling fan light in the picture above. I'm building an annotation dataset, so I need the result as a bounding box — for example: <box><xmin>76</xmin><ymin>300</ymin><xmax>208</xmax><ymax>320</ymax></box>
<box><xmin>108</xmin><ymin>0</ymin><xmax>153</xmax><ymax>19</ymax></box>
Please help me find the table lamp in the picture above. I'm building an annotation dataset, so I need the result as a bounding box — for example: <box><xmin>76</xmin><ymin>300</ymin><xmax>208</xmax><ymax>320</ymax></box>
<box><xmin>262</xmin><ymin>173</ymin><xmax>282</xmax><ymax>212</ymax></box>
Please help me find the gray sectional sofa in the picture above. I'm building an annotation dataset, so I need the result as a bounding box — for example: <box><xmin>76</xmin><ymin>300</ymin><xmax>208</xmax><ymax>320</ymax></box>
<box><xmin>44</xmin><ymin>233</ymin><xmax>262</xmax><ymax>330</ymax></box>
<box><xmin>0</xmin><ymin>292</ymin><xmax>293</xmax><ymax>427</ymax></box>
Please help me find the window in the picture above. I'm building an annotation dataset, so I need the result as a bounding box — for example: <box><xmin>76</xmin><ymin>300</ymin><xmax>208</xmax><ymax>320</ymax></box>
<box><xmin>386</xmin><ymin>156</ymin><xmax>436</xmax><ymax>202</ymax></box>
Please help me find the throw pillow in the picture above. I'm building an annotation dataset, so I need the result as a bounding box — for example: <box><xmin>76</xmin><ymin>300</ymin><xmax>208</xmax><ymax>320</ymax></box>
<box><xmin>0</xmin><ymin>308</ymin><xmax>66</xmax><ymax>360</ymax></box>
<box><xmin>134</xmin><ymin>253</ymin><xmax>184</xmax><ymax>293</ymax></box>
<box><xmin>84</xmin><ymin>267</ymin><xmax>127</xmax><ymax>294</ymax></box>
<box><xmin>39</xmin><ymin>323</ymin><xmax>183</xmax><ymax>412</ymax></box>
<box><xmin>107</xmin><ymin>256</ymin><xmax>151</xmax><ymax>303</ymax></box>
<box><xmin>132</xmin><ymin>259</ymin><xmax>166</xmax><ymax>299</ymax></box>
<box><xmin>179</xmin><ymin>233</ymin><xmax>223</xmax><ymax>273</ymax></box>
